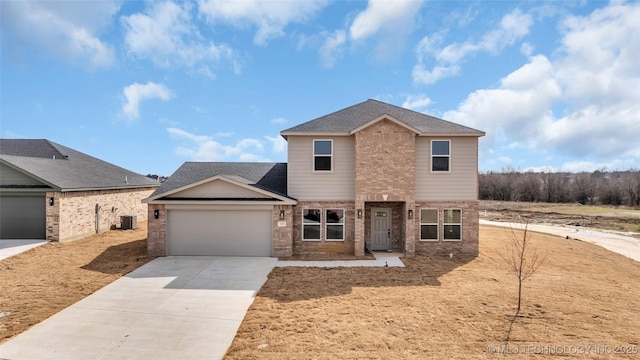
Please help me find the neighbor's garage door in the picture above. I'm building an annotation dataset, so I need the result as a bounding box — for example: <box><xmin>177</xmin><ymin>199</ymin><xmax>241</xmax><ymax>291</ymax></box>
<box><xmin>167</xmin><ymin>210</ymin><xmax>272</xmax><ymax>256</ymax></box>
<box><xmin>0</xmin><ymin>194</ymin><xmax>46</xmax><ymax>239</ymax></box>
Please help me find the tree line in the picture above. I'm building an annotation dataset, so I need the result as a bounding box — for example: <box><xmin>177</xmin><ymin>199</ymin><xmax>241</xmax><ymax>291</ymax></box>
<box><xmin>479</xmin><ymin>168</ymin><xmax>640</xmax><ymax>207</ymax></box>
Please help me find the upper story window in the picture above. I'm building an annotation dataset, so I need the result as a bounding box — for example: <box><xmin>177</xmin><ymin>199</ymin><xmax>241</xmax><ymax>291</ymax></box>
<box><xmin>431</xmin><ymin>140</ymin><xmax>450</xmax><ymax>172</ymax></box>
<box><xmin>313</xmin><ymin>140</ymin><xmax>332</xmax><ymax>172</ymax></box>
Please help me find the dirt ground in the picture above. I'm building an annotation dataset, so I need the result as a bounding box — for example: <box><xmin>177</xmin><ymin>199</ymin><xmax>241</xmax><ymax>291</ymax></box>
<box><xmin>225</xmin><ymin>226</ymin><xmax>640</xmax><ymax>359</ymax></box>
<box><xmin>480</xmin><ymin>200</ymin><xmax>640</xmax><ymax>237</ymax></box>
<box><xmin>0</xmin><ymin>224</ymin><xmax>153</xmax><ymax>343</ymax></box>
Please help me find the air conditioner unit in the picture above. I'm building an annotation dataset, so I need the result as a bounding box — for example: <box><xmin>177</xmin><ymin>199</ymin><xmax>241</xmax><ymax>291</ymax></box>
<box><xmin>121</xmin><ymin>215</ymin><xmax>137</xmax><ymax>230</ymax></box>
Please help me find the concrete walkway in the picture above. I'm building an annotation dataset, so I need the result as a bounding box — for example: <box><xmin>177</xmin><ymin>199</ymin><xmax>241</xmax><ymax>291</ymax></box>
<box><xmin>0</xmin><ymin>240</ymin><xmax>49</xmax><ymax>261</ymax></box>
<box><xmin>0</xmin><ymin>256</ymin><xmax>277</xmax><ymax>360</ymax></box>
<box><xmin>277</xmin><ymin>251</ymin><xmax>405</xmax><ymax>267</ymax></box>
<box><xmin>481</xmin><ymin>219</ymin><xmax>640</xmax><ymax>262</ymax></box>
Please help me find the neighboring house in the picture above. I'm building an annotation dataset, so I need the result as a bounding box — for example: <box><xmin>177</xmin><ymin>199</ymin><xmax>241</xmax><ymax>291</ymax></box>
<box><xmin>0</xmin><ymin>139</ymin><xmax>159</xmax><ymax>241</ymax></box>
<box><xmin>145</xmin><ymin>99</ymin><xmax>485</xmax><ymax>257</ymax></box>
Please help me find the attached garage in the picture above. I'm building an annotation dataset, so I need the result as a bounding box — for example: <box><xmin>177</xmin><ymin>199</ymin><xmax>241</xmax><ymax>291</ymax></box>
<box><xmin>167</xmin><ymin>208</ymin><xmax>272</xmax><ymax>256</ymax></box>
<box><xmin>143</xmin><ymin>163</ymin><xmax>297</xmax><ymax>258</ymax></box>
<box><xmin>0</xmin><ymin>193</ymin><xmax>46</xmax><ymax>239</ymax></box>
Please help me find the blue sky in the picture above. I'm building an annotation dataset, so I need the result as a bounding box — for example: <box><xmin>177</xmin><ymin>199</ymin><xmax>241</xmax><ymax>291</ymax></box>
<box><xmin>2</xmin><ymin>0</ymin><xmax>639</xmax><ymax>176</ymax></box>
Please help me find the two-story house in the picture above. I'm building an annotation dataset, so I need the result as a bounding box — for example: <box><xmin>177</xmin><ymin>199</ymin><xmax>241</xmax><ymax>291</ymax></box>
<box><xmin>144</xmin><ymin>99</ymin><xmax>485</xmax><ymax>258</ymax></box>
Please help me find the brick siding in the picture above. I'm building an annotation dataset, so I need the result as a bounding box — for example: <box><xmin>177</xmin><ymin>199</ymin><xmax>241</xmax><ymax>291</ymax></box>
<box><xmin>413</xmin><ymin>201</ymin><xmax>479</xmax><ymax>256</ymax></box>
<box><xmin>292</xmin><ymin>201</ymin><xmax>355</xmax><ymax>255</ymax></box>
<box><xmin>273</xmin><ymin>205</ymin><xmax>294</xmax><ymax>257</ymax></box>
<box><xmin>147</xmin><ymin>204</ymin><xmax>167</xmax><ymax>256</ymax></box>
<box><xmin>354</xmin><ymin>119</ymin><xmax>417</xmax><ymax>256</ymax></box>
<box><xmin>46</xmin><ymin>187</ymin><xmax>155</xmax><ymax>242</ymax></box>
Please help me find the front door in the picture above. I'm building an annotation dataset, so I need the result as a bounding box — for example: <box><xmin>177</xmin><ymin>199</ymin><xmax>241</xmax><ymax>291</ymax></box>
<box><xmin>371</xmin><ymin>208</ymin><xmax>391</xmax><ymax>251</ymax></box>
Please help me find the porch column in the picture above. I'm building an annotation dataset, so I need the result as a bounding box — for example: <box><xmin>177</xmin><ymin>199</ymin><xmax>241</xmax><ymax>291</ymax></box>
<box><xmin>354</xmin><ymin>199</ymin><xmax>365</xmax><ymax>256</ymax></box>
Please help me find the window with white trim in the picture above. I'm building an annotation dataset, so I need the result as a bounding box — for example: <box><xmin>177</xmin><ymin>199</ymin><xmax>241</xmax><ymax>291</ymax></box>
<box><xmin>431</xmin><ymin>140</ymin><xmax>450</xmax><ymax>172</ymax></box>
<box><xmin>325</xmin><ymin>209</ymin><xmax>344</xmax><ymax>241</ymax></box>
<box><xmin>420</xmin><ymin>209</ymin><xmax>438</xmax><ymax>241</ymax></box>
<box><xmin>313</xmin><ymin>140</ymin><xmax>332</xmax><ymax>171</ymax></box>
<box><xmin>443</xmin><ymin>209</ymin><xmax>462</xmax><ymax>241</ymax></box>
<box><xmin>302</xmin><ymin>209</ymin><xmax>321</xmax><ymax>240</ymax></box>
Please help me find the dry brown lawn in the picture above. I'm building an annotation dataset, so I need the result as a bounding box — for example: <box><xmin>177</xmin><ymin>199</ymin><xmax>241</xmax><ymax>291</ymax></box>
<box><xmin>226</xmin><ymin>226</ymin><xmax>640</xmax><ymax>359</ymax></box>
<box><xmin>0</xmin><ymin>224</ymin><xmax>153</xmax><ymax>343</ymax></box>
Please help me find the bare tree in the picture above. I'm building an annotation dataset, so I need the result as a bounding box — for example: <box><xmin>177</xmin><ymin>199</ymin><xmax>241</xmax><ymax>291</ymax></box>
<box><xmin>623</xmin><ymin>169</ymin><xmax>640</xmax><ymax>207</ymax></box>
<box><xmin>542</xmin><ymin>172</ymin><xmax>570</xmax><ymax>203</ymax></box>
<box><xmin>501</xmin><ymin>219</ymin><xmax>546</xmax><ymax>316</ymax></box>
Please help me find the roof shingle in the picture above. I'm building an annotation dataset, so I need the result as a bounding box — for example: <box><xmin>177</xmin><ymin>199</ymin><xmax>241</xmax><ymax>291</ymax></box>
<box><xmin>281</xmin><ymin>99</ymin><xmax>484</xmax><ymax>136</ymax></box>
<box><xmin>0</xmin><ymin>139</ymin><xmax>159</xmax><ymax>191</ymax></box>
<box><xmin>150</xmin><ymin>162</ymin><xmax>288</xmax><ymax>198</ymax></box>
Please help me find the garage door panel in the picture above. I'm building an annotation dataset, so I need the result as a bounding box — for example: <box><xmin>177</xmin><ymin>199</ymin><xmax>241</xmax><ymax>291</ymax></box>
<box><xmin>0</xmin><ymin>195</ymin><xmax>46</xmax><ymax>239</ymax></box>
<box><xmin>167</xmin><ymin>210</ymin><xmax>272</xmax><ymax>256</ymax></box>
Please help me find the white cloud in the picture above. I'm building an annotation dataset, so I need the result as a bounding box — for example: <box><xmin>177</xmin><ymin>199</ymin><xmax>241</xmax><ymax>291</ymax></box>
<box><xmin>349</xmin><ymin>0</ymin><xmax>424</xmax><ymax>40</ymax></box>
<box><xmin>271</xmin><ymin>117</ymin><xmax>288</xmax><ymax>125</ymax></box>
<box><xmin>1</xmin><ymin>1</ymin><xmax>118</xmax><ymax>68</ymax></box>
<box><xmin>444</xmin><ymin>54</ymin><xmax>562</xmax><ymax>146</ymax></box>
<box><xmin>168</xmin><ymin>128</ymin><xmax>278</xmax><ymax>162</ymax></box>
<box><xmin>445</xmin><ymin>2</ymin><xmax>640</xmax><ymax>170</ymax></box>
<box><xmin>122</xmin><ymin>1</ymin><xmax>236</xmax><ymax>73</ymax></box>
<box><xmin>349</xmin><ymin>0</ymin><xmax>424</xmax><ymax>61</ymax></box>
<box><xmin>413</xmin><ymin>9</ymin><xmax>533</xmax><ymax>84</ymax></box>
<box><xmin>197</xmin><ymin>0</ymin><xmax>328</xmax><ymax>46</ymax></box>
<box><xmin>412</xmin><ymin>65</ymin><xmax>460</xmax><ymax>85</ymax></box>
<box><xmin>402</xmin><ymin>94</ymin><xmax>433</xmax><ymax>113</ymax></box>
<box><xmin>319</xmin><ymin>30</ymin><xmax>346</xmax><ymax>68</ymax></box>
<box><xmin>122</xmin><ymin>82</ymin><xmax>175</xmax><ymax>120</ymax></box>
<box><xmin>265</xmin><ymin>135</ymin><xmax>287</xmax><ymax>154</ymax></box>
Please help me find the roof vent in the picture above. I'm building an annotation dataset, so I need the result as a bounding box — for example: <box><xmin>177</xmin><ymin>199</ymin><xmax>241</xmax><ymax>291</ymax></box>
<box><xmin>125</xmin><ymin>176</ymin><xmax>128</xmax><ymax>184</ymax></box>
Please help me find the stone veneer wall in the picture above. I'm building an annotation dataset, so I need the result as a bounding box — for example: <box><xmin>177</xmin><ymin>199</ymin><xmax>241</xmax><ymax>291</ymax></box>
<box><xmin>413</xmin><ymin>201</ymin><xmax>479</xmax><ymax>256</ymax></box>
<box><xmin>292</xmin><ymin>201</ymin><xmax>355</xmax><ymax>255</ymax></box>
<box><xmin>46</xmin><ymin>187</ymin><xmax>156</xmax><ymax>242</ymax></box>
<box><xmin>354</xmin><ymin>119</ymin><xmax>417</xmax><ymax>256</ymax></box>
<box><xmin>147</xmin><ymin>204</ymin><xmax>166</xmax><ymax>257</ymax></box>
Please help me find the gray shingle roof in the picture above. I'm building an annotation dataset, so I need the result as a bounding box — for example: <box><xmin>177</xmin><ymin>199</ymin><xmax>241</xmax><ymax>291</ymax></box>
<box><xmin>150</xmin><ymin>162</ymin><xmax>288</xmax><ymax>198</ymax></box>
<box><xmin>281</xmin><ymin>99</ymin><xmax>484</xmax><ymax>136</ymax></box>
<box><xmin>0</xmin><ymin>139</ymin><xmax>159</xmax><ymax>191</ymax></box>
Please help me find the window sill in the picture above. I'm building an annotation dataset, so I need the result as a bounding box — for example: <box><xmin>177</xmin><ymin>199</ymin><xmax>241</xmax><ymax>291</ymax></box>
<box><xmin>325</xmin><ymin>239</ymin><xmax>345</xmax><ymax>242</ymax></box>
<box><xmin>302</xmin><ymin>239</ymin><xmax>321</xmax><ymax>242</ymax></box>
<box><xmin>419</xmin><ymin>239</ymin><xmax>439</xmax><ymax>242</ymax></box>
<box><xmin>443</xmin><ymin>239</ymin><xmax>462</xmax><ymax>242</ymax></box>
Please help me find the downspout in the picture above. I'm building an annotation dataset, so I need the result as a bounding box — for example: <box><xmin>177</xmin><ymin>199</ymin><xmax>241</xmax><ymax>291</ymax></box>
<box><xmin>95</xmin><ymin>203</ymin><xmax>102</xmax><ymax>233</ymax></box>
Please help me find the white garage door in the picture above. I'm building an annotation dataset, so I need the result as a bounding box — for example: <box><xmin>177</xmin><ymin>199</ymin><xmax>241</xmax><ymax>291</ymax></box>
<box><xmin>167</xmin><ymin>210</ymin><xmax>272</xmax><ymax>256</ymax></box>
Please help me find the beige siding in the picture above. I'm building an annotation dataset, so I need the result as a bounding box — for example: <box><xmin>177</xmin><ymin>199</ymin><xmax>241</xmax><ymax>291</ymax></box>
<box><xmin>0</xmin><ymin>163</ymin><xmax>46</xmax><ymax>186</ymax></box>
<box><xmin>287</xmin><ymin>136</ymin><xmax>355</xmax><ymax>200</ymax></box>
<box><xmin>167</xmin><ymin>179</ymin><xmax>269</xmax><ymax>199</ymax></box>
<box><xmin>415</xmin><ymin>137</ymin><xmax>479</xmax><ymax>201</ymax></box>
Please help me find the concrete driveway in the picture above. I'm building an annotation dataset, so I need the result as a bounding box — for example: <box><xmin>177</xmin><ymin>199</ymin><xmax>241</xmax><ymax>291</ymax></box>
<box><xmin>0</xmin><ymin>256</ymin><xmax>277</xmax><ymax>360</ymax></box>
<box><xmin>0</xmin><ymin>240</ymin><xmax>49</xmax><ymax>261</ymax></box>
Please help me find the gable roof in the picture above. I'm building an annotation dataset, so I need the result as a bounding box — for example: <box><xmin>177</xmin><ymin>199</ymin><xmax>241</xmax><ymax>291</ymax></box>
<box><xmin>147</xmin><ymin>162</ymin><xmax>290</xmax><ymax>200</ymax></box>
<box><xmin>280</xmin><ymin>99</ymin><xmax>485</xmax><ymax>137</ymax></box>
<box><xmin>0</xmin><ymin>139</ymin><xmax>159</xmax><ymax>191</ymax></box>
